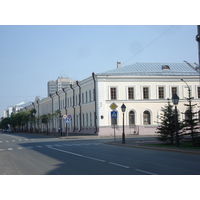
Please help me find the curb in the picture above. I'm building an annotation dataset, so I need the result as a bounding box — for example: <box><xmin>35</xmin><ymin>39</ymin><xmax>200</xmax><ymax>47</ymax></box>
<box><xmin>106</xmin><ymin>142</ymin><xmax>200</xmax><ymax>155</ymax></box>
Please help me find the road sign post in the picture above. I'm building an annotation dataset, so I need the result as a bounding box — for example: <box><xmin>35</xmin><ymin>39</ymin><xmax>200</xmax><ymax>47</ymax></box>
<box><xmin>111</xmin><ymin>111</ymin><xmax>118</xmax><ymax>142</ymax></box>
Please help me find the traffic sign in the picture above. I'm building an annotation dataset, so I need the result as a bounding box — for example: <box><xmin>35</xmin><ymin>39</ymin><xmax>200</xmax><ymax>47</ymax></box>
<box><xmin>111</xmin><ymin>111</ymin><xmax>118</xmax><ymax>118</ymax></box>
<box><xmin>63</xmin><ymin>115</ymin><xmax>67</xmax><ymax>119</ymax></box>
<box><xmin>68</xmin><ymin>115</ymin><xmax>72</xmax><ymax>119</ymax></box>
<box><xmin>66</xmin><ymin>119</ymin><xmax>70</xmax><ymax>123</ymax></box>
<box><xmin>110</xmin><ymin>102</ymin><xmax>118</xmax><ymax>110</ymax></box>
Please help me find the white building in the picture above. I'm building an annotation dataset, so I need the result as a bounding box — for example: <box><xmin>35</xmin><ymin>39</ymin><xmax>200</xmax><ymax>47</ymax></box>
<box><xmin>4</xmin><ymin>101</ymin><xmax>32</xmax><ymax>118</ymax></box>
<box><xmin>23</xmin><ymin>62</ymin><xmax>200</xmax><ymax>136</ymax></box>
<box><xmin>47</xmin><ymin>77</ymin><xmax>74</xmax><ymax>96</ymax></box>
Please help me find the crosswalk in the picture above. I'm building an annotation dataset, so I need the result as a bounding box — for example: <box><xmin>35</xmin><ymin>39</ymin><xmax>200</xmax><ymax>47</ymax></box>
<box><xmin>0</xmin><ymin>142</ymin><xmax>102</xmax><ymax>152</ymax></box>
<box><xmin>0</xmin><ymin>139</ymin><xmax>35</xmax><ymax>143</ymax></box>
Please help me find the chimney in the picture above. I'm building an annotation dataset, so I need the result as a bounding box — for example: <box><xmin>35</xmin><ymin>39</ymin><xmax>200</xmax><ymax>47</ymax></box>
<box><xmin>117</xmin><ymin>61</ymin><xmax>121</xmax><ymax>68</ymax></box>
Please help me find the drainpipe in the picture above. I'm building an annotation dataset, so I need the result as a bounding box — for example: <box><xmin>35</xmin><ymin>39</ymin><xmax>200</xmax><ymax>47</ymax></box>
<box><xmin>76</xmin><ymin>81</ymin><xmax>82</xmax><ymax>132</ymax></box>
<box><xmin>56</xmin><ymin>92</ymin><xmax>62</xmax><ymax>136</ymax></box>
<box><xmin>49</xmin><ymin>94</ymin><xmax>54</xmax><ymax>131</ymax></box>
<box><xmin>70</xmin><ymin>84</ymin><xmax>76</xmax><ymax>132</ymax></box>
<box><xmin>92</xmin><ymin>72</ymin><xmax>98</xmax><ymax>134</ymax></box>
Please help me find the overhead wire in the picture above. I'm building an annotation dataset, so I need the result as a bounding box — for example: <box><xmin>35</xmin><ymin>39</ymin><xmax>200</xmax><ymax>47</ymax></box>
<box><xmin>122</xmin><ymin>25</ymin><xmax>174</xmax><ymax>65</ymax></box>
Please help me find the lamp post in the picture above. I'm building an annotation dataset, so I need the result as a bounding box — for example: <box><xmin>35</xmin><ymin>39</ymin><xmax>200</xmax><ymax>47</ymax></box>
<box><xmin>172</xmin><ymin>94</ymin><xmax>179</xmax><ymax>147</ymax></box>
<box><xmin>121</xmin><ymin>103</ymin><xmax>126</xmax><ymax>144</ymax></box>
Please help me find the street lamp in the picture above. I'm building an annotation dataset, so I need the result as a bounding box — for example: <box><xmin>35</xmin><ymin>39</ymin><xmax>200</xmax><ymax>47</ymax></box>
<box><xmin>172</xmin><ymin>94</ymin><xmax>180</xmax><ymax>147</ymax></box>
<box><xmin>121</xmin><ymin>103</ymin><xmax>126</xmax><ymax>144</ymax></box>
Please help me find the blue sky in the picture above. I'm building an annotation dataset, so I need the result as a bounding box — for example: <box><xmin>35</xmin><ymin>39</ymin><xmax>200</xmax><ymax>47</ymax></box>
<box><xmin>0</xmin><ymin>25</ymin><xmax>199</xmax><ymax>117</ymax></box>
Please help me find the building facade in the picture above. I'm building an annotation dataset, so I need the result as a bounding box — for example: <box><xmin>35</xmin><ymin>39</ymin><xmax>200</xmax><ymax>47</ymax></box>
<box><xmin>47</xmin><ymin>77</ymin><xmax>74</xmax><ymax>96</ymax></box>
<box><xmin>23</xmin><ymin>62</ymin><xmax>200</xmax><ymax>136</ymax></box>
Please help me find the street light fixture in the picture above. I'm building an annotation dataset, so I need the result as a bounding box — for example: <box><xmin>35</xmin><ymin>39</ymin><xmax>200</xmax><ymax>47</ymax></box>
<box><xmin>121</xmin><ymin>103</ymin><xmax>126</xmax><ymax>144</ymax></box>
<box><xmin>172</xmin><ymin>94</ymin><xmax>180</xmax><ymax>147</ymax></box>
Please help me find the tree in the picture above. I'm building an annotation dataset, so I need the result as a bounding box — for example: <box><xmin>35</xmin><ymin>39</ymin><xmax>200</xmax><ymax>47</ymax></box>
<box><xmin>156</xmin><ymin>99</ymin><xmax>182</xmax><ymax>145</ymax></box>
<box><xmin>0</xmin><ymin>118</ymin><xmax>12</xmax><ymax>130</ymax></box>
<box><xmin>182</xmin><ymin>89</ymin><xmax>200</xmax><ymax>146</ymax></box>
<box><xmin>41</xmin><ymin>114</ymin><xmax>51</xmax><ymax>135</ymax></box>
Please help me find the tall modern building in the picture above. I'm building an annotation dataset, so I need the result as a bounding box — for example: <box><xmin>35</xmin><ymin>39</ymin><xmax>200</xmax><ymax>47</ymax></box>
<box><xmin>47</xmin><ymin>77</ymin><xmax>74</xmax><ymax>96</ymax></box>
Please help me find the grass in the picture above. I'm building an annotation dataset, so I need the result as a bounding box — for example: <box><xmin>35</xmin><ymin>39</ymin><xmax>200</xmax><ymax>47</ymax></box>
<box><xmin>145</xmin><ymin>143</ymin><xmax>200</xmax><ymax>150</ymax></box>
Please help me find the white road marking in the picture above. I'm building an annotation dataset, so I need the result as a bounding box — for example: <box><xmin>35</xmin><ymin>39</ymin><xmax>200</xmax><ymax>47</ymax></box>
<box><xmin>108</xmin><ymin>162</ymin><xmax>130</xmax><ymax>169</ymax></box>
<box><xmin>0</xmin><ymin>141</ymin><xmax>2</xmax><ymax>143</ymax></box>
<box><xmin>8</xmin><ymin>148</ymin><xmax>13</xmax><ymax>151</ymax></box>
<box><xmin>17</xmin><ymin>147</ymin><xmax>23</xmax><ymax>150</ymax></box>
<box><xmin>134</xmin><ymin>169</ymin><xmax>157</xmax><ymax>175</ymax></box>
<box><xmin>48</xmin><ymin>147</ymin><xmax>106</xmax><ymax>163</ymax></box>
<box><xmin>12</xmin><ymin>140</ymin><xmax>15</xmax><ymax>142</ymax></box>
<box><xmin>45</xmin><ymin>145</ymin><xmax>52</xmax><ymax>148</ymax></box>
<box><xmin>0</xmin><ymin>149</ymin><xmax>5</xmax><ymax>151</ymax></box>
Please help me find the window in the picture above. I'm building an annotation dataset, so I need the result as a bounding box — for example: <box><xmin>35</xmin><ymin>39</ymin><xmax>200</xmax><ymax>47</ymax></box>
<box><xmin>110</xmin><ymin>87</ymin><xmax>117</xmax><ymax>100</ymax></box>
<box><xmin>86</xmin><ymin>91</ymin><xmax>88</xmax><ymax>103</ymax></box>
<box><xmin>143</xmin><ymin>111</ymin><xmax>151</xmax><ymax>125</ymax></box>
<box><xmin>86</xmin><ymin>113</ymin><xmax>88</xmax><ymax>127</ymax></box>
<box><xmin>128</xmin><ymin>87</ymin><xmax>134</xmax><ymax>99</ymax></box>
<box><xmin>111</xmin><ymin>118</ymin><xmax>117</xmax><ymax>125</ymax></box>
<box><xmin>185</xmin><ymin>110</ymin><xmax>191</xmax><ymax>121</ymax></box>
<box><xmin>129</xmin><ymin>111</ymin><xmax>135</xmax><ymax>125</ymax></box>
<box><xmin>143</xmin><ymin>87</ymin><xmax>149</xmax><ymax>99</ymax></box>
<box><xmin>82</xmin><ymin>93</ymin><xmax>84</xmax><ymax>104</ymax></box>
<box><xmin>172</xmin><ymin>87</ymin><xmax>177</xmax><ymax>95</ymax></box>
<box><xmin>90</xmin><ymin>113</ymin><xmax>92</xmax><ymax>126</ymax></box>
<box><xmin>82</xmin><ymin>114</ymin><xmax>85</xmax><ymax>127</ymax></box>
<box><xmin>159</xmin><ymin>87</ymin><xmax>164</xmax><ymax>99</ymax></box>
<box><xmin>198</xmin><ymin>87</ymin><xmax>200</xmax><ymax>99</ymax></box>
<box><xmin>89</xmin><ymin>90</ymin><xmax>92</xmax><ymax>102</ymax></box>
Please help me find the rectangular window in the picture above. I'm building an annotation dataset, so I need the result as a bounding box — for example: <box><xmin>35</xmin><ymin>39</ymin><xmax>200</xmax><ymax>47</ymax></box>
<box><xmin>143</xmin><ymin>87</ymin><xmax>149</xmax><ymax>99</ymax></box>
<box><xmin>86</xmin><ymin>91</ymin><xmax>88</xmax><ymax>103</ymax></box>
<box><xmin>111</xmin><ymin>118</ymin><xmax>117</xmax><ymax>126</ymax></box>
<box><xmin>82</xmin><ymin>93</ymin><xmax>84</xmax><ymax>104</ymax></box>
<box><xmin>110</xmin><ymin>87</ymin><xmax>117</xmax><ymax>100</ymax></box>
<box><xmin>89</xmin><ymin>90</ymin><xmax>92</xmax><ymax>102</ymax></box>
<box><xmin>198</xmin><ymin>87</ymin><xmax>200</xmax><ymax>99</ymax></box>
<box><xmin>128</xmin><ymin>87</ymin><xmax>134</xmax><ymax>99</ymax></box>
<box><xmin>172</xmin><ymin>87</ymin><xmax>177</xmax><ymax>95</ymax></box>
<box><xmin>159</xmin><ymin>87</ymin><xmax>164</xmax><ymax>99</ymax></box>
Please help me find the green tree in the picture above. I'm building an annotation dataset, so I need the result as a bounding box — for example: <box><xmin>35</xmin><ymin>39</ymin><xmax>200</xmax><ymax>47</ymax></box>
<box><xmin>182</xmin><ymin>90</ymin><xmax>200</xmax><ymax>146</ymax></box>
<box><xmin>156</xmin><ymin>99</ymin><xmax>182</xmax><ymax>145</ymax></box>
<box><xmin>0</xmin><ymin>118</ymin><xmax>12</xmax><ymax>129</ymax></box>
<box><xmin>41</xmin><ymin>113</ymin><xmax>51</xmax><ymax>135</ymax></box>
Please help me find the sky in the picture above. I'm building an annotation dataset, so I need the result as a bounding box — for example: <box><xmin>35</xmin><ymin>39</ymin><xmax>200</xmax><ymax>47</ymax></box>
<box><xmin>0</xmin><ymin>25</ymin><xmax>199</xmax><ymax>117</ymax></box>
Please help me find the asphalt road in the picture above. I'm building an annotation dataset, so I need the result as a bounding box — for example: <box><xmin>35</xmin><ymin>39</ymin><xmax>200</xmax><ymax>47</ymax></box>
<box><xmin>0</xmin><ymin>132</ymin><xmax>200</xmax><ymax>175</ymax></box>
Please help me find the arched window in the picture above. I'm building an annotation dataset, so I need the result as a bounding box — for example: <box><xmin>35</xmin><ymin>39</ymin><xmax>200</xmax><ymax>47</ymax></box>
<box><xmin>129</xmin><ymin>111</ymin><xmax>135</xmax><ymax>125</ymax></box>
<box><xmin>185</xmin><ymin>110</ymin><xmax>191</xmax><ymax>120</ymax></box>
<box><xmin>143</xmin><ymin>111</ymin><xmax>151</xmax><ymax>125</ymax></box>
<box><xmin>199</xmin><ymin>111</ymin><xmax>200</xmax><ymax>122</ymax></box>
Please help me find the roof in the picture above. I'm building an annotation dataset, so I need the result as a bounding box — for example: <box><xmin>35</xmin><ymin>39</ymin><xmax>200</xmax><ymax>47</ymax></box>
<box><xmin>97</xmin><ymin>62</ymin><xmax>199</xmax><ymax>77</ymax></box>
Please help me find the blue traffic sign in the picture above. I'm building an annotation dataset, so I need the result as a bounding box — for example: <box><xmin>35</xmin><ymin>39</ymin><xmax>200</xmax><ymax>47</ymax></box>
<box><xmin>111</xmin><ymin>111</ymin><xmax>118</xmax><ymax>118</ymax></box>
<box><xmin>66</xmin><ymin>119</ymin><xmax>71</xmax><ymax>123</ymax></box>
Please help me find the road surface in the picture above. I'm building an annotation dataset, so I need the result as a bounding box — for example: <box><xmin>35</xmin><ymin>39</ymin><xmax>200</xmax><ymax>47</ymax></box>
<box><xmin>0</xmin><ymin>132</ymin><xmax>200</xmax><ymax>175</ymax></box>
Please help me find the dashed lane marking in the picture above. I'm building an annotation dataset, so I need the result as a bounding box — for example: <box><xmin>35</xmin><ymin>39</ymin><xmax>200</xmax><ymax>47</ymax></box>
<box><xmin>134</xmin><ymin>169</ymin><xmax>157</xmax><ymax>175</ymax></box>
<box><xmin>108</xmin><ymin>162</ymin><xmax>130</xmax><ymax>169</ymax></box>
